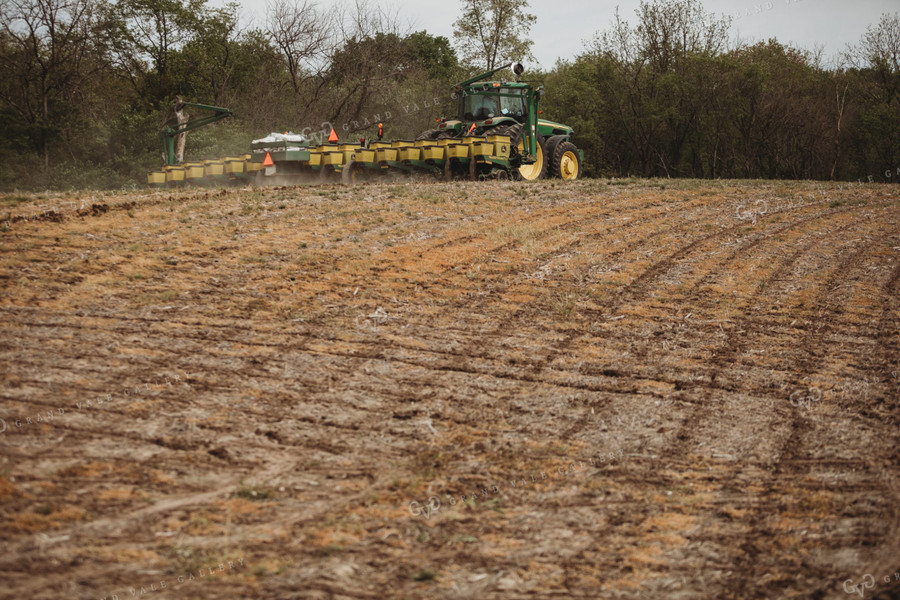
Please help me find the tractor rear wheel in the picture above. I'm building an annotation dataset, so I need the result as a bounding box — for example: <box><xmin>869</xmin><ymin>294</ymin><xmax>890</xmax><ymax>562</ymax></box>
<box><xmin>551</xmin><ymin>141</ymin><xmax>582</xmax><ymax>180</ymax></box>
<box><xmin>516</xmin><ymin>135</ymin><xmax>546</xmax><ymax>181</ymax></box>
<box><xmin>495</xmin><ymin>123</ymin><xmax>546</xmax><ymax>181</ymax></box>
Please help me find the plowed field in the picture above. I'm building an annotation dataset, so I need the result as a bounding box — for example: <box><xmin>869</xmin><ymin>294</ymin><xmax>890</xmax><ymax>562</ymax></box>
<box><xmin>1</xmin><ymin>179</ymin><xmax>898</xmax><ymax>599</ymax></box>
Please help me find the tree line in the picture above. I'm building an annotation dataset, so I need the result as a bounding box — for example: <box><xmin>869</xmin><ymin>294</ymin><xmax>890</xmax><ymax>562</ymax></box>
<box><xmin>543</xmin><ymin>1</ymin><xmax>900</xmax><ymax>181</ymax></box>
<box><xmin>0</xmin><ymin>0</ymin><xmax>462</xmax><ymax>189</ymax></box>
<box><xmin>0</xmin><ymin>0</ymin><xmax>897</xmax><ymax>190</ymax></box>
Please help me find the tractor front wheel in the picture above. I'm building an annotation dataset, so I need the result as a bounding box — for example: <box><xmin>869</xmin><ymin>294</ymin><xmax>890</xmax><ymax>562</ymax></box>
<box><xmin>551</xmin><ymin>141</ymin><xmax>582</xmax><ymax>180</ymax></box>
<box><xmin>544</xmin><ymin>135</ymin><xmax>567</xmax><ymax>176</ymax></box>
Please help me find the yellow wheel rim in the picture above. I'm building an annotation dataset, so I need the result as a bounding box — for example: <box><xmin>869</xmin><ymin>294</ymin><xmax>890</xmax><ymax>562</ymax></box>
<box><xmin>559</xmin><ymin>150</ymin><xmax>579</xmax><ymax>180</ymax></box>
<box><xmin>517</xmin><ymin>139</ymin><xmax>543</xmax><ymax>180</ymax></box>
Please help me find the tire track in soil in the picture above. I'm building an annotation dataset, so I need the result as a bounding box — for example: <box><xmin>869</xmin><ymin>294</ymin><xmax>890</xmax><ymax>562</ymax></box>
<box><xmin>289</xmin><ymin>195</ymin><xmax>726</xmax><ymax>394</ymax></box>
<box><xmin>0</xmin><ymin>314</ymin><xmax>488</xmax><ymax>592</ymax></box>
<box><xmin>552</xmin><ymin>210</ymin><xmax>872</xmax><ymax>445</ymax></box>
<box><xmin>799</xmin><ymin>236</ymin><xmax>900</xmax><ymax>599</ymax></box>
<box><xmin>0</xmin><ymin>209</ymin><xmax>884</xmax><ymax>466</ymax></box>
<box><xmin>304</xmin><ymin>198</ymin><xmax>892</xmax><ymax>596</ymax></box>
<box><xmin>870</xmin><ymin>257</ymin><xmax>900</xmax><ymax>419</ymax></box>
<box><xmin>708</xmin><ymin>217</ymin><xmax>900</xmax><ymax>598</ymax></box>
<box><xmin>505</xmin><ymin>202</ymin><xmax>886</xmax><ymax>452</ymax></box>
<box><xmin>2</xmin><ymin>200</ymin><xmax>868</xmax><ymax>438</ymax></box>
<box><xmin>0</xmin><ymin>372</ymin><xmax>398</xmax><ymax>584</ymax></box>
<box><xmin>663</xmin><ymin>210</ymin><xmax>893</xmax><ymax>455</ymax></box>
<box><xmin>510</xmin><ymin>201</ymin><xmax>899</xmax><ymax>597</ymax></box>
<box><xmin>371</xmin><ymin>193</ymin><xmax>707</xmax><ymax>349</ymax></box>
<box><xmin>588</xmin><ymin>200</ymin><xmax>890</xmax><ymax>359</ymax></box>
<box><xmin>2</xmin><ymin>183</ymin><xmax>897</xmax><ymax>599</ymax></box>
<box><xmin>625</xmin><ymin>213</ymin><xmax>895</xmax><ymax>595</ymax></box>
<box><xmin>439</xmin><ymin>197</ymin><xmax>718</xmax><ymax>321</ymax></box>
<box><xmin>0</xmin><ymin>336</ymin><xmax>424</xmax><ymax>576</ymax></box>
<box><xmin>0</xmin><ymin>190</ymin><xmax>739</xmax><ymax>393</ymax></box>
<box><xmin>646</xmin><ymin>212</ymin><xmax>898</xmax><ymax>597</ymax></box>
<box><xmin>1</xmin><ymin>297</ymin><xmax>698</xmax><ymax>418</ymax></box>
<box><xmin>440</xmin><ymin>196</ymin><xmax>865</xmax><ymax>394</ymax></box>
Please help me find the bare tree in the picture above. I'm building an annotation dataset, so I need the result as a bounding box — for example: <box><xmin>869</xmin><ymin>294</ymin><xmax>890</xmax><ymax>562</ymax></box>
<box><xmin>593</xmin><ymin>0</ymin><xmax>732</xmax><ymax>176</ymax></box>
<box><xmin>635</xmin><ymin>0</ymin><xmax>731</xmax><ymax>72</ymax></box>
<box><xmin>325</xmin><ymin>0</ymin><xmax>407</xmax><ymax>129</ymax></box>
<box><xmin>109</xmin><ymin>0</ymin><xmax>206</xmax><ymax>101</ymax></box>
<box><xmin>266</xmin><ymin>0</ymin><xmax>331</xmax><ymax>95</ymax></box>
<box><xmin>848</xmin><ymin>12</ymin><xmax>900</xmax><ymax>105</ymax></box>
<box><xmin>452</xmin><ymin>0</ymin><xmax>535</xmax><ymax>70</ymax></box>
<box><xmin>830</xmin><ymin>73</ymin><xmax>850</xmax><ymax>180</ymax></box>
<box><xmin>0</xmin><ymin>0</ymin><xmax>97</xmax><ymax>165</ymax></box>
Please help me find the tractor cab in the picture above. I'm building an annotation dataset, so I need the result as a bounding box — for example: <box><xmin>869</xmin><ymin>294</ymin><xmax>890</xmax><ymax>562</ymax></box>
<box><xmin>460</xmin><ymin>85</ymin><xmax>528</xmax><ymax>123</ymax></box>
<box><xmin>436</xmin><ymin>62</ymin><xmax>534</xmax><ymax>135</ymax></box>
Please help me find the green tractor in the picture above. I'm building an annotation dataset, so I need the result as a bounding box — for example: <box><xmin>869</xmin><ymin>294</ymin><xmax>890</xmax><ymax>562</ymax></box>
<box><xmin>417</xmin><ymin>62</ymin><xmax>583</xmax><ymax>181</ymax></box>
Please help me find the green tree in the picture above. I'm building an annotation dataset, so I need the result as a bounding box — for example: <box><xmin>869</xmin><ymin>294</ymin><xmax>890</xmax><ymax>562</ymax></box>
<box><xmin>543</xmin><ymin>56</ymin><xmax>610</xmax><ymax>177</ymax></box>
<box><xmin>846</xmin><ymin>12</ymin><xmax>900</xmax><ymax>181</ymax></box>
<box><xmin>452</xmin><ymin>0</ymin><xmax>536</xmax><ymax>70</ymax></box>
<box><xmin>168</xmin><ymin>3</ymin><xmax>240</xmax><ymax>104</ymax></box>
<box><xmin>592</xmin><ymin>0</ymin><xmax>732</xmax><ymax>176</ymax></box>
<box><xmin>545</xmin><ymin>0</ymin><xmax>848</xmax><ymax>180</ymax></box>
<box><xmin>108</xmin><ymin>0</ymin><xmax>206</xmax><ymax>104</ymax></box>
<box><xmin>403</xmin><ymin>31</ymin><xmax>460</xmax><ymax>82</ymax></box>
<box><xmin>0</xmin><ymin>0</ymin><xmax>104</xmax><ymax>166</ymax></box>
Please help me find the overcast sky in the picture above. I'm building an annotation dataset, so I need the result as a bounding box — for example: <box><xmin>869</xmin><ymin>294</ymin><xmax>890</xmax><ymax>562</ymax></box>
<box><xmin>223</xmin><ymin>0</ymin><xmax>898</xmax><ymax>69</ymax></box>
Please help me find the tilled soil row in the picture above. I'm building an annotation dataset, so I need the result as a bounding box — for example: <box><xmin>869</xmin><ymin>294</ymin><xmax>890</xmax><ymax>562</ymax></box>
<box><xmin>0</xmin><ymin>180</ymin><xmax>898</xmax><ymax>599</ymax></box>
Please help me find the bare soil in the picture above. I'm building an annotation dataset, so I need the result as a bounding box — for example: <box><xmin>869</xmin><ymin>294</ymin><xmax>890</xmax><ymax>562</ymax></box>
<box><xmin>1</xmin><ymin>179</ymin><xmax>898</xmax><ymax>599</ymax></box>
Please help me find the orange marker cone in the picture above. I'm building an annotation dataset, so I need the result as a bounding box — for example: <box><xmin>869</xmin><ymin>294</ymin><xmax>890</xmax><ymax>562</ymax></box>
<box><xmin>262</xmin><ymin>152</ymin><xmax>274</xmax><ymax>167</ymax></box>
<box><xmin>328</xmin><ymin>128</ymin><xmax>339</xmax><ymax>143</ymax></box>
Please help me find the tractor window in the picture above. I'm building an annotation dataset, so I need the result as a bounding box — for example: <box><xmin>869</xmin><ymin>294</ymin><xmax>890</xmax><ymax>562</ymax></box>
<box><xmin>499</xmin><ymin>93</ymin><xmax>527</xmax><ymax>120</ymax></box>
<box><xmin>463</xmin><ymin>93</ymin><xmax>500</xmax><ymax>120</ymax></box>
